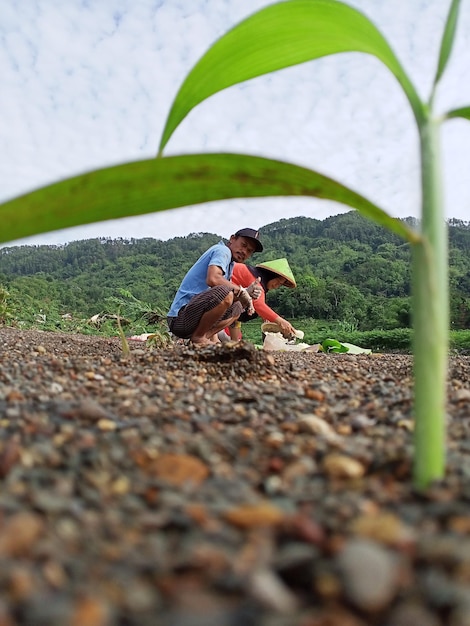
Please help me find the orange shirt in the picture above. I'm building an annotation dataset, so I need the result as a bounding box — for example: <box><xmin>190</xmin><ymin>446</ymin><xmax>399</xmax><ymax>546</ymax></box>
<box><xmin>231</xmin><ymin>263</ymin><xmax>278</xmax><ymax>323</ymax></box>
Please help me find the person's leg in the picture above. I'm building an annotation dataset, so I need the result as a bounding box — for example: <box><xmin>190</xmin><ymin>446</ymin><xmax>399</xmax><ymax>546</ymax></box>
<box><xmin>204</xmin><ymin>300</ymin><xmax>244</xmax><ymax>343</ymax></box>
<box><xmin>170</xmin><ymin>286</ymin><xmax>241</xmax><ymax>344</ymax></box>
<box><xmin>197</xmin><ymin>311</ymin><xmax>243</xmax><ymax>344</ymax></box>
<box><xmin>229</xmin><ymin>320</ymin><xmax>242</xmax><ymax>341</ymax></box>
<box><xmin>191</xmin><ymin>292</ymin><xmax>234</xmax><ymax>344</ymax></box>
<box><xmin>210</xmin><ymin>315</ymin><xmax>239</xmax><ymax>339</ymax></box>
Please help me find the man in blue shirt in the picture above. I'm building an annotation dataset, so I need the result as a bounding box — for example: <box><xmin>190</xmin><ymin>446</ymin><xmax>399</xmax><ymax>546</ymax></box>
<box><xmin>167</xmin><ymin>228</ymin><xmax>263</xmax><ymax>345</ymax></box>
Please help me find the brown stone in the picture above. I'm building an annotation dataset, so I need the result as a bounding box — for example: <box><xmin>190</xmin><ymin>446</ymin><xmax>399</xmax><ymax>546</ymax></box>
<box><xmin>304</xmin><ymin>388</ymin><xmax>326</xmax><ymax>402</ymax></box>
<box><xmin>323</xmin><ymin>454</ymin><xmax>365</xmax><ymax>479</ymax></box>
<box><xmin>223</xmin><ymin>502</ymin><xmax>285</xmax><ymax>528</ymax></box>
<box><xmin>350</xmin><ymin>512</ymin><xmax>416</xmax><ymax>547</ymax></box>
<box><xmin>70</xmin><ymin>597</ymin><xmax>110</xmax><ymax>626</ymax></box>
<box><xmin>0</xmin><ymin>512</ymin><xmax>44</xmax><ymax>557</ymax></box>
<box><xmin>148</xmin><ymin>453</ymin><xmax>209</xmax><ymax>486</ymax></box>
<box><xmin>0</xmin><ymin>441</ymin><xmax>21</xmax><ymax>478</ymax></box>
<box><xmin>5</xmin><ymin>389</ymin><xmax>24</xmax><ymax>402</ymax></box>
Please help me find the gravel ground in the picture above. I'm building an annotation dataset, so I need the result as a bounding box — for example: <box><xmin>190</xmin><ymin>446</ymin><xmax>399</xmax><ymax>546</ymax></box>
<box><xmin>1</xmin><ymin>327</ymin><xmax>470</xmax><ymax>626</ymax></box>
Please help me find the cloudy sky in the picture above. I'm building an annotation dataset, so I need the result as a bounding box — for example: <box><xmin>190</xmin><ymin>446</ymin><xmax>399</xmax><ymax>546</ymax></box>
<box><xmin>2</xmin><ymin>0</ymin><xmax>470</xmax><ymax>247</ymax></box>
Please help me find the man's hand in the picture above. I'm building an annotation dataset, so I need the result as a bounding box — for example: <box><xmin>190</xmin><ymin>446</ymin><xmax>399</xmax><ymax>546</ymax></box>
<box><xmin>246</xmin><ymin>278</ymin><xmax>262</xmax><ymax>300</ymax></box>
<box><xmin>235</xmin><ymin>287</ymin><xmax>254</xmax><ymax>313</ymax></box>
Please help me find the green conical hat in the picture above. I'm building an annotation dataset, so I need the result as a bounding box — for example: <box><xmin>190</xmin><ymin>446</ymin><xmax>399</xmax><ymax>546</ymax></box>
<box><xmin>255</xmin><ymin>258</ymin><xmax>297</xmax><ymax>288</ymax></box>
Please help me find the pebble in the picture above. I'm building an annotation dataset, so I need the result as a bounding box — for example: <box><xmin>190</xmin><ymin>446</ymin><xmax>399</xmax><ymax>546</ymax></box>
<box><xmin>223</xmin><ymin>502</ymin><xmax>285</xmax><ymax>528</ymax></box>
<box><xmin>337</xmin><ymin>539</ymin><xmax>400</xmax><ymax>612</ymax></box>
<box><xmin>145</xmin><ymin>453</ymin><xmax>209</xmax><ymax>486</ymax></box>
<box><xmin>0</xmin><ymin>512</ymin><xmax>44</xmax><ymax>557</ymax></box>
<box><xmin>249</xmin><ymin>568</ymin><xmax>299</xmax><ymax>613</ymax></box>
<box><xmin>322</xmin><ymin>453</ymin><xmax>366</xmax><ymax>479</ymax></box>
<box><xmin>297</xmin><ymin>414</ymin><xmax>337</xmax><ymax>438</ymax></box>
<box><xmin>350</xmin><ymin>511</ymin><xmax>416</xmax><ymax>547</ymax></box>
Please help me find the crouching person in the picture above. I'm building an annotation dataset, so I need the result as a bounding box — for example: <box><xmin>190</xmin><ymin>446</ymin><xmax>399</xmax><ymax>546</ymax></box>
<box><xmin>167</xmin><ymin>228</ymin><xmax>263</xmax><ymax>346</ymax></box>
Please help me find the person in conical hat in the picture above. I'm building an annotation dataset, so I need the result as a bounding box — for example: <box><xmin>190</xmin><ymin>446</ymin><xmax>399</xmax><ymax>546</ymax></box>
<box><xmin>220</xmin><ymin>257</ymin><xmax>297</xmax><ymax>341</ymax></box>
<box><xmin>255</xmin><ymin>258</ymin><xmax>297</xmax><ymax>289</ymax></box>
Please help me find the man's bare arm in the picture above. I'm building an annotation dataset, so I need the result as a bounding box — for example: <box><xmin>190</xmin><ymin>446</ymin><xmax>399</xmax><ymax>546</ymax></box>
<box><xmin>206</xmin><ymin>265</ymin><xmax>240</xmax><ymax>293</ymax></box>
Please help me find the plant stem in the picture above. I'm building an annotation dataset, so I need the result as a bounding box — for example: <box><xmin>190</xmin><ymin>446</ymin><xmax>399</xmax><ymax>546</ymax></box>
<box><xmin>412</xmin><ymin>112</ymin><xmax>448</xmax><ymax>489</ymax></box>
<box><xmin>116</xmin><ymin>310</ymin><xmax>130</xmax><ymax>357</ymax></box>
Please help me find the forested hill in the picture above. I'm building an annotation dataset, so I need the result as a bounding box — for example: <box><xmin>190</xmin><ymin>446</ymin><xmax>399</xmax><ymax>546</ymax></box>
<box><xmin>1</xmin><ymin>211</ymin><xmax>469</xmax><ymax>330</ymax></box>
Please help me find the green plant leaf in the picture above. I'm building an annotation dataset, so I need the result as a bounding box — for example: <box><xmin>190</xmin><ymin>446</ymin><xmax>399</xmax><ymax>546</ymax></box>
<box><xmin>444</xmin><ymin>105</ymin><xmax>470</xmax><ymax>121</ymax></box>
<box><xmin>322</xmin><ymin>338</ymin><xmax>349</xmax><ymax>353</ymax></box>
<box><xmin>0</xmin><ymin>153</ymin><xmax>419</xmax><ymax>246</ymax></box>
<box><xmin>433</xmin><ymin>0</ymin><xmax>461</xmax><ymax>89</ymax></box>
<box><xmin>159</xmin><ymin>0</ymin><xmax>424</xmax><ymax>153</ymax></box>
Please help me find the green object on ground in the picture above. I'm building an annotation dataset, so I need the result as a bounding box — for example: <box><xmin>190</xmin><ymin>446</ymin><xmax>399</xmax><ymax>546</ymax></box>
<box><xmin>322</xmin><ymin>338</ymin><xmax>371</xmax><ymax>354</ymax></box>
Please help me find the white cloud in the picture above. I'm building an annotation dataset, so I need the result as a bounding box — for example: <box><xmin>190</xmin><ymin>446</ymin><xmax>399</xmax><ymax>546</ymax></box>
<box><xmin>1</xmin><ymin>0</ymin><xmax>470</xmax><ymax>247</ymax></box>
